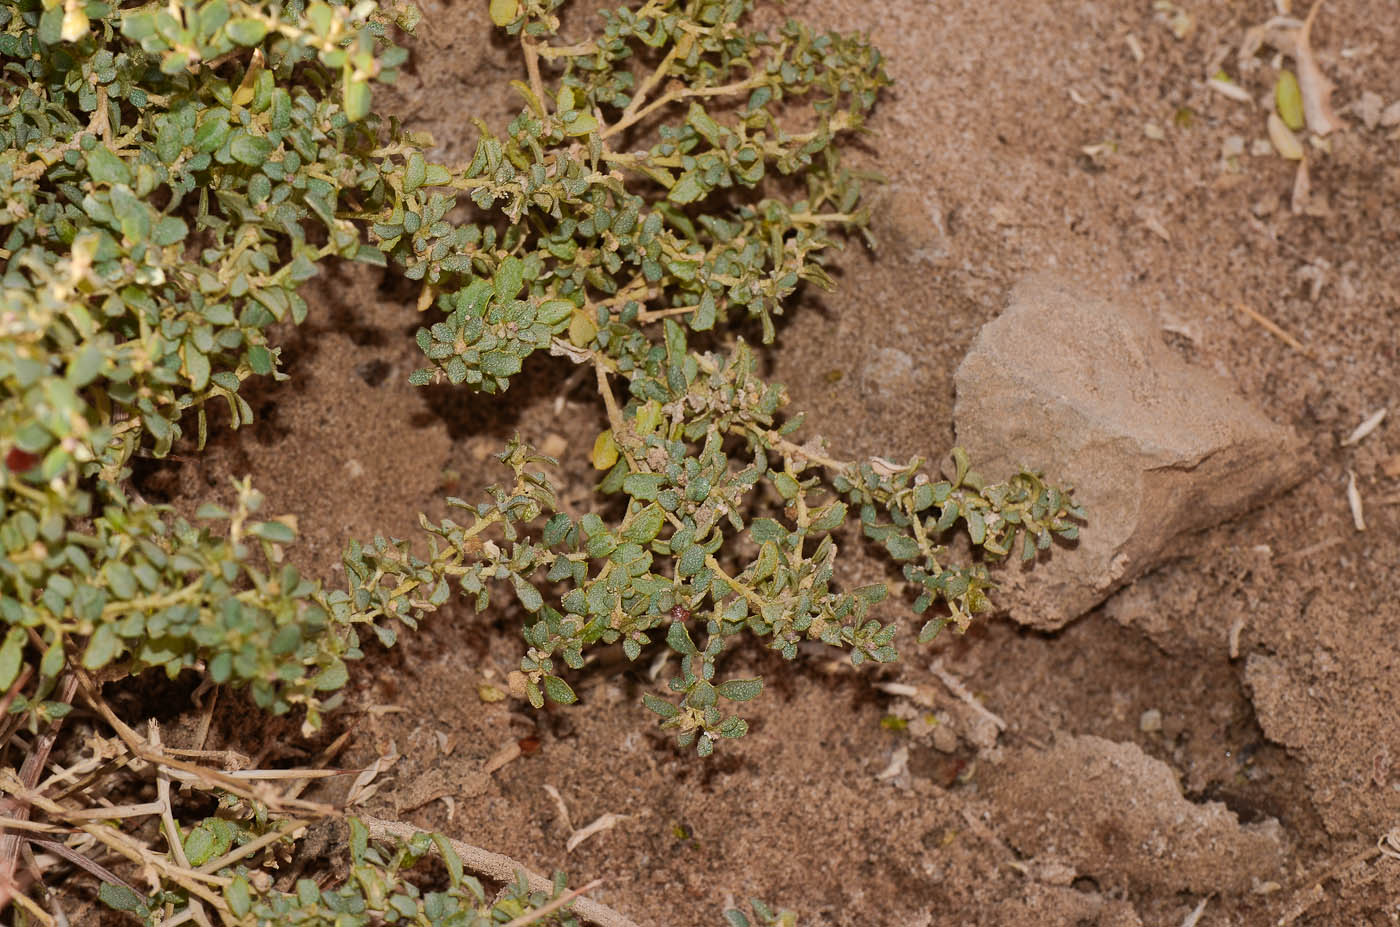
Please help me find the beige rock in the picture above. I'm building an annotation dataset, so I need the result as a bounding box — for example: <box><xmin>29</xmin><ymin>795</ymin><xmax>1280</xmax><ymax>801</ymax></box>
<box><xmin>989</xmin><ymin>882</ymin><xmax>1142</xmax><ymax>927</ymax></box>
<box><xmin>953</xmin><ymin>274</ymin><xmax>1310</xmax><ymax>629</ymax></box>
<box><xmin>986</xmin><ymin>735</ymin><xmax>1287</xmax><ymax>894</ymax></box>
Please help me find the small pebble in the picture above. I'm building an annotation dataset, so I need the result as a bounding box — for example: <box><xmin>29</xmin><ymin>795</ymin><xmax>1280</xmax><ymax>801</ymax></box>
<box><xmin>1139</xmin><ymin>709</ymin><xmax>1163</xmax><ymax>733</ymax></box>
<box><xmin>1354</xmin><ymin>90</ymin><xmax>1383</xmax><ymax>130</ymax></box>
<box><xmin>541</xmin><ymin>432</ymin><xmax>568</xmax><ymax>458</ymax></box>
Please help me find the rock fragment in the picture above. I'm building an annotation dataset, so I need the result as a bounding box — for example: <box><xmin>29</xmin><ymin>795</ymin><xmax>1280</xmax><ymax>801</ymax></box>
<box><xmin>985</xmin><ymin>735</ymin><xmax>1286</xmax><ymax>894</ymax></box>
<box><xmin>953</xmin><ymin>274</ymin><xmax>1310</xmax><ymax>630</ymax></box>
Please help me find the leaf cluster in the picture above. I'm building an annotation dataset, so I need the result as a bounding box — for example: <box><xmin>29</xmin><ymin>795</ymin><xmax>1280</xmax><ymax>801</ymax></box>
<box><xmin>0</xmin><ymin>0</ymin><xmax>424</xmax><ymax>730</ymax></box>
<box><xmin>0</xmin><ymin>0</ymin><xmax>1082</xmax><ymax>922</ymax></box>
<box><xmin>95</xmin><ymin>815</ymin><xmax>591</xmax><ymax>927</ymax></box>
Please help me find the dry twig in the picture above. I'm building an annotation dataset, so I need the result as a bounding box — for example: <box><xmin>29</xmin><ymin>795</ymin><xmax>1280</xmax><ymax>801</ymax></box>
<box><xmin>363</xmin><ymin>816</ymin><xmax>642</xmax><ymax>927</ymax></box>
<box><xmin>1346</xmin><ymin>470</ymin><xmax>1366</xmax><ymax>531</ymax></box>
<box><xmin>929</xmin><ymin>659</ymin><xmax>1006</xmax><ymax>733</ymax></box>
<box><xmin>1341</xmin><ymin>408</ymin><xmax>1386</xmax><ymax>446</ymax></box>
<box><xmin>1180</xmin><ymin>895</ymin><xmax>1210</xmax><ymax>927</ymax></box>
<box><xmin>1234</xmin><ymin>302</ymin><xmax>1311</xmax><ymax>355</ymax></box>
<box><xmin>0</xmin><ymin>675</ymin><xmax>77</xmax><ymax>910</ymax></box>
<box><xmin>1294</xmin><ymin>1</ymin><xmax>1343</xmax><ymax>134</ymax></box>
<box><xmin>1274</xmin><ymin>535</ymin><xmax>1342</xmax><ymax>563</ymax></box>
<box><xmin>565</xmin><ymin>814</ymin><xmax>630</xmax><ymax>854</ymax></box>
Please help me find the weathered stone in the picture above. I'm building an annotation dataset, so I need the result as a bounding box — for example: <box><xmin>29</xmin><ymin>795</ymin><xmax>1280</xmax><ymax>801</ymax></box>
<box><xmin>953</xmin><ymin>273</ymin><xmax>1310</xmax><ymax>630</ymax></box>
<box><xmin>985</xmin><ymin>735</ymin><xmax>1287</xmax><ymax>894</ymax></box>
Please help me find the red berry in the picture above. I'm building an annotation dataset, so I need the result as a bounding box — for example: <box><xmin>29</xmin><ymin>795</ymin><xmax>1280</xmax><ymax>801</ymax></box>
<box><xmin>5</xmin><ymin>448</ymin><xmax>39</xmax><ymax>473</ymax></box>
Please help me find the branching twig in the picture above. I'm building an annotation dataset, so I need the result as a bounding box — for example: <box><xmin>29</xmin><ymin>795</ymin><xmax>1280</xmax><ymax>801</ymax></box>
<box><xmin>0</xmin><ymin>675</ymin><xmax>77</xmax><ymax>900</ymax></box>
<box><xmin>930</xmin><ymin>659</ymin><xmax>1007</xmax><ymax>732</ymax></box>
<box><xmin>27</xmin><ymin>836</ymin><xmax>141</xmax><ymax>896</ymax></box>
<box><xmin>73</xmin><ymin>670</ymin><xmax>333</xmax><ymax>816</ymax></box>
<box><xmin>500</xmin><ymin>878</ymin><xmax>603</xmax><ymax>927</ymax></box>
<box><xmin>363</xmin><ymin>816</ymin><xmax>642</xmax><ymax>927</ymax></box>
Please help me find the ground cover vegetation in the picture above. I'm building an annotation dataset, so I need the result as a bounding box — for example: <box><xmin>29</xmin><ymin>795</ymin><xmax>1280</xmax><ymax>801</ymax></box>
<box><xmin>0</xmin><ymin>0</ymin><xmax>1078</xmax><ymax>921</ymax></box>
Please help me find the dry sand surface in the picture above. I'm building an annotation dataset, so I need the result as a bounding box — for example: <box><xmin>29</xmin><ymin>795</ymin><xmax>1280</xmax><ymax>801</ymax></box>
<box><xmin>137</xmin><ymin>1</ymin><xmax>1400</xmax><ymax>923</ymax></box>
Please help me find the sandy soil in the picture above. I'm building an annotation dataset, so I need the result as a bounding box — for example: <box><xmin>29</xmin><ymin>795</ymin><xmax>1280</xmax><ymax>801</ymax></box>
<box><xmin>141</xmin><ymin>1</ymin><xmax>1400</xmax><ymax>923</ymax></box>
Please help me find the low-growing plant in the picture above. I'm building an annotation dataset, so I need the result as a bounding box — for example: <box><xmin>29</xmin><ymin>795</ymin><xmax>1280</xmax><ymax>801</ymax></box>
<box><xmin>0</xmin><ymin>0</ymin><xmax>1081</xmax><ymax>922</ymax></box>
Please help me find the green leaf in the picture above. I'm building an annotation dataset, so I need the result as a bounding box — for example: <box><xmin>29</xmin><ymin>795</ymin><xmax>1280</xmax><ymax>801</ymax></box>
<box><xmin>194</xmin><ymin>110</ymin><xmax>231</xmax><ymax>152</ymax></box>
<box><xmin>666</xmin><ymin>621</ymin><xmax>697</xmax><ymax>655</ymax></box>
<box><xmin>183</xmin><ymin>825</ymin><xmax>217</xmax><ymax>866</ymax></box>
<box><xmin>185</xmin><ymin>347</ymin><xmax>211</xmax><ymax>392</ymax></box>
<box><xmin>622</xmin><ymin>504</ymin><xmax>665</xmax><ymax>544</ymax></box>
<box><xmin>249</xmin><ymin>519</ymin><xmax>294</xmax><ymax>543</ymax></box>
<box><xmin>1275</xmin><ymin>70</ymin><xmax>1305</xmax><ymax>131</ymax></box>
<box><xmin>809</xmin><ymin>501</ymin><xmax>847</xmax><ymax>532</ymax></box>
<box><xmin>480</xmin><ymin>350</ymin><xmax>522</xmax><ymax>377</ymax></box>
<box><xmin>718</xmin><ymin>716</ymin><xmax>748</xmax><ymax>738</ymax></box>
<box><xmin>950</xmin><ymin>446</ymin><xmax>972</xmax><ymax>486</ymax></box>
<box><xmin>119</xmin><ymin>11</ymin><xmax>157</xmax><ymax>41</ymax></box>
<box><xmin>86</xmin><ymin>147</ymin><xmax>131</xmax><ymax>186</ymax></box>
<box><xmin>225</xmin><ymin>876</ymin><xmax>252</xmax><ymax>917</ymax></box>
<box><xmin>344</xmin><ymin>77</ymin><xmax>371</xmax><ymax>122</ymax></box>
<box><xmin>716</xmin><ymin>677</ymin><xmax>762</xmax><ymax>702</ymax></box>
<box><xmin>98</xmin><ymin>883</ymin><xmax>145</xmax><ymax>913</ymax></box>
<box><xmin>966</xmin><ymin>508</ymin><xmax>986</xmax><ymax>545</ymax></box>
<box><xmin>433</xmin><ymin>834</ymin><xmax>464</xmax><ymax>887</ymax></box>
<box><xmin>247</xmin><ymin>345</ymin><xmax>274</xmax><ymax>376</ymax></box>
<box><xmin>110</xmin><ymin>185</ymin><xmax>149</xmax><ymax>242</ymax></box>
<box><xmin>82</xmin><ymin>623</ymin><xmax>123</xmax><ymax>670</ymax></box>
<box><xmin>562</xmin><ymin>111</ymin><xmax>597</xmax><ymax>136</ymax></box>
<box><xmin>687</xmin><ymin>679</ymin><xmax>716</xmax><ymax>708</ymax></box>
<box><xmin>152</xmin><ymin>216</ymin><xmax>188</xmax><ymax>247</ymax></box>
<box><xmin>538</xmin><ymin>299</ymin><xmax>573</xmax><ymax>326</ymax></box>
<box><xmin>884</xmin><ymin>534</ymin><xmax>920</xmax><ymax>561</ymax></box>
<box><xmin>772</xmin><ymin>472</ymin><xmax>799</xmax><ymax>500</ymax></box>
<box><xmin>692</xmin><ymin>292</ymin><xmax>716</xmax><ymax>331</ymax></box>
<box><xmin>66</xmin><ymin>344</ymin><xmax>104</xmax><ymax>387</ymax></box>
<box><xmin>229</xmin><ymin>133</ymin><xmax>273</xmax><ymax>166</ymax></box>
<box><xmin>160</xmin><ymin>52</ymin><xmax>192</xmax><ymax>75</ymax></box>
<box><xmin>225</xmin><ymin>17</ymin><xmax>267</xmax><ymax>45</ymax></box>
<box><xmin>542</xmin><ymin>675</ymin><xmax>576</xmax><ymax>704</ymax></box>
<box><xmin>489</xmin><ymin>0</ymin><xmax>519</xmax><ymax>26</ymax></box>
<box><xmin>749</xmin><ymin>519</ymin><xmax>786</xmax><ymax>543</ymax></box>
<box><xmin>199</xmin><ymin>0</ymin><xmax>230</xmax><ymax>38</ymax></box>
<box><xmin>0</xmin><ymin>627</ymin><xmax>25</xmax><ymax>691</ymax></box>
<box><xmin>642</xmin><ymin>692</ymin><xmax>679</xmax><ymax>719</ymax></box>
<box><xmin>917</xmin><ymin>618</ymin><xmax>946</xmax><ymax>644</ymax></box>
<box><xmin>39</xmin><ymin>643</ymin><xmax>64</xmax><ymax>680</ymax></box>
<box><xmin>511</xmin><ymin>575</ymin><xmax>543</xmax><ymax>612</ymax></box>
<box><xmin>622</xmin><ymin>472</ymin><xmax>664</xmax><ymax>501</ymax></box>
<box><xmin>38</xmin><ymin>4</ymin><xmax>63</xmax><ymax>44</ymax></box>
<box><xmin>592</xmin><ymin>430</ymin><xmax>619</xmax><ymax>470</ymax></box>
<box><xmin>494</xmin><ymin>256</ymin><xmax>525</xmax><ymax>300</ymax></box>
<box><xmin>676</xmin><ymin>543</ymin><xmax>705</xmax><ymax>577</ymax></box>
<box><xmin>312</xmin><ymin>658</ymin><xmax>348</xmax><ymax>691</ymax></box>
<box><xmin>404</xmin><ymin>152</ymin><xmax>427</xmax><ymax>192</ymax></box>
<box><xmin>668</xmin><ymin>173</ymin><xmax>705</xmax><ymax>204</ymax></box>
<box><xmin>750</xmin><ymin>541</ymin><xmax>779</xmax><ymax>582</ymax></box>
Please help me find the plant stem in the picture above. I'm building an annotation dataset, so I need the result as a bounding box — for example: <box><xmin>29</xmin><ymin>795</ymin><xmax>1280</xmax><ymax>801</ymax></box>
<box><xmin>363</xmin><ymin>816</ymin><xmax>642</xmax><ymax>927</ymax></box>
<box><xmin>521</xmin><ymin>34</ymin><xmax>547</xmax><ymax>116</ymax></box>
